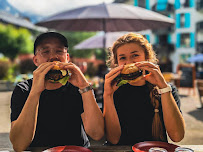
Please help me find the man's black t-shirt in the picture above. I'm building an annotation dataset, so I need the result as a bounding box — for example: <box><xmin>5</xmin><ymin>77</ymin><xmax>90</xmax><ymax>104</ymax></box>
<box><xmin>10</xmin><ymin>79</ymin><xmax>90</xmax><ymax>148</ymax></box>
<box><xmin>113</xmin><ymin>83</ymin><xmax>181</xmax><ymax>145</ymax></box>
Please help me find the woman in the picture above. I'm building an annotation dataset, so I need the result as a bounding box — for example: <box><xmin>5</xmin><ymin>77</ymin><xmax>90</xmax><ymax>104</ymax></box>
<box><xmin>103</xmin><ymin>33</ymin><xmax>185</xmax><ymax>145</ymax></box>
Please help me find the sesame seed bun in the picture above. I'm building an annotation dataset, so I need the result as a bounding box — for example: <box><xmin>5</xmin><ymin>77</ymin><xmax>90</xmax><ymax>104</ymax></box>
<box><xmin>121</xmin><ymin>63</ymin><xmax>139</xmax><ymax>75</ymax></box>
<box><xmin>52</xmin><ymin>61</ymin><xmax>61</xmax><ymax>70</ymax></box>
<box><xmin>114</xmin><ymin>63</ymin><xmax>143</xmax><ymax>86</ymax></box>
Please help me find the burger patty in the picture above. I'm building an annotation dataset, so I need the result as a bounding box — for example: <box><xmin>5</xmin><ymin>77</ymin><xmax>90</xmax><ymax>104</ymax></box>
<box><xmin>45</xmin><ymin>70</ymin><xmax>67</xmax><ymax>81</ymax></box>
<box><xmin>120</xmin><ymin>70</ymin><xmax>142</xmax><ymax>80</ymax></box>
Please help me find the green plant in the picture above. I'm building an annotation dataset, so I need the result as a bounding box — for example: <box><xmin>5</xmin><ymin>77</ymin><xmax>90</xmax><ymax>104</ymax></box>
<box><xmin>19</xmin><ymin>59</ymin><xmax>37</xmax><ymax>74</ymax></box>
<box><xmin>0</xmin><ymin>23</ymin><xmax>33</xmax><ymax>60</ymax></box>
<box><xmin>61</xmin><ymin>31</ymin><xmax>96</xmax><ymax>58</ymax></box>
<box><xmin>6</xmin><ymin>65</ymin><xmax>16</xmax><ymax>82</ymax></box>
<box><xmin>85</xmin><ymin>63</ymin><xmax>98</xmax><ymax>77</ymax></box>
<box><xmin>0</xmin><ymin>58</ymin><xmax>10</xmax><ymax>79</ymax></box>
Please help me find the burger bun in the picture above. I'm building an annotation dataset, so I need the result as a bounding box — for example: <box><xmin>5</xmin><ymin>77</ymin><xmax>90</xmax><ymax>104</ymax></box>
<box><xmin>121</xmin><ymin>63</ymin><xmax>139</xmax><ymax>74</ymax></box>
<box><xmin>52</xmin><ymin>61</ymin><xmax>61</xmax><ymax>70</ymax></box>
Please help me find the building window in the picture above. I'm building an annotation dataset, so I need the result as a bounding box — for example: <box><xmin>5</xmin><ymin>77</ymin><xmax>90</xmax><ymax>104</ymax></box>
<box><xmin>184</xmin><ymin>0</ymin><xmax>190</xmax><ymax>7</ymax></box>
<box><xmin>180</xmin><ymin>33</ymin><xmax>190</xmax><ymax>47</ymax></box>
<box><xmin>180</xmin><ymin>14</ymin><xmax>185</xmax><ymax>28</ymax></box>
<box><xmin>138</xmin><ymin>0</ymin><xmax>146</xmax><ymax>8</ymax></box>
<box><xmin>197</xmin><ymin>0</ymin><xmax>203</xmax><ymax>10</ymax></box>
<box><xmin>159</xmin><ymin>34</ymin><xmax>168</xmax><ymax>45</ymax></box>
<box><xmin>177</xmin><ymin>13</ymin><xmax>191</xmax><ymax>28</ymax></box>
<box><xmin>180</xmin><ymin>0</ymin><xmax>190</xmax><ymax>7</ymax></box>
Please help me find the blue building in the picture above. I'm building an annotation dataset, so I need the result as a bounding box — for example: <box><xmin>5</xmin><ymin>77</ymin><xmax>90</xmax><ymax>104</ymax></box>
<box><xmin>133</xmin><ymin>0</ymin><xmax>203</xmax><ymax>73</ymax></box>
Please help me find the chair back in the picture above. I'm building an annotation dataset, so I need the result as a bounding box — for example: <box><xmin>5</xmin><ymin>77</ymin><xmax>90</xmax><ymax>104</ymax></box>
<box><xmin>197</xmin><ymin>80</ymin><xmax>203</xmax><ymax>96</ymax></box>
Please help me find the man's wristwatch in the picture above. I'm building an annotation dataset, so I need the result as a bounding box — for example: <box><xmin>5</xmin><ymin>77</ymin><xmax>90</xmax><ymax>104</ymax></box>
<box><xmin>158</xmin><ymin>84</ymin><xmax>172</xmax><ymax>94</ymax></box>
<box><xmin>78</xmin><ymin>83</ymin><xmax>93</xmax><ymax>94</ymax></box>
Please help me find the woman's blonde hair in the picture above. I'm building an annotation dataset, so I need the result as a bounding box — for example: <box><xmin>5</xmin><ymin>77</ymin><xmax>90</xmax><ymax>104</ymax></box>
<box><xmin>107</xmin><ymin>32</ymin><xmax>165</xmax><ymax>141</ymax></box>
<box><xmin>107</xmin><ymin>33</ymin><xmax>158</xmax><ymax>68</ymax></box>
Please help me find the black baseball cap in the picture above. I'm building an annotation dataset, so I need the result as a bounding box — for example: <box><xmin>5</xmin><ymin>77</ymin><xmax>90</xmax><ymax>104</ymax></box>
<box><xmin>34</xmin><ymin>32</ymin><xmax>68</xmax><ymax>54</ymax></box>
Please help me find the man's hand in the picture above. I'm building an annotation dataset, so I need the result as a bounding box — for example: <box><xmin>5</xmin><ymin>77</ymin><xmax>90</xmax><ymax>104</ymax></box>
<box><xmin>58</xmin><ymin>62</ymin><xmax>89</xmax><ymax>89</ymax></box>
<box><xmin>31</xmin><ymin>62</ymin><xmax>55</xmax><ymax>94</ymax></box>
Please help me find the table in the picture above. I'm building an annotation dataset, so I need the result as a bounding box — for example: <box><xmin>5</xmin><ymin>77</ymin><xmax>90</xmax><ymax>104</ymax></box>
<box><xmin>90</xmin><ymin>145</ymin><xmax>203</xmax><ymax>152</ymax></box>
<box><xmin>1</xmin><ymin>145</ymin><xmax>203</xmax><ymax>152</ymax></box>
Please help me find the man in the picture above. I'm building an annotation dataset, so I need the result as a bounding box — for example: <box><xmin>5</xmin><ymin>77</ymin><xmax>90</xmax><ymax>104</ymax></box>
<box><xmin>9</xmin><ymin>32</ymin><xmax>104</xmax><ymax>152</ymax></box>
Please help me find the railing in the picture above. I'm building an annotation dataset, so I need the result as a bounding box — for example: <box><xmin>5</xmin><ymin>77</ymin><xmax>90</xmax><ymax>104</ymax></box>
<box><xmin>0</xmin><ymin>80</ymin><xmax>15</xmax><ymax>91</ymax></box>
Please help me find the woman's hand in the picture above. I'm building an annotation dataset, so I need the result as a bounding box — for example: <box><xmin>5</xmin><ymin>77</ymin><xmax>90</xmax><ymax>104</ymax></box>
<box><xmin>104</xmin><ymin>65</ymin><xmax>124</xmax><ymax>96</ymax></box>
<box><xmin>31</xmin><ymin>62</ymin><xmax>55</xmax><ymax>94</ymax></box>
<box><xmin>135</xmin><ymin>61</ymin><xmax>168</xmax><ymax>88</ymax></box>
<box><xmin>59</xmin><ymin>62</ymin><xmax>89</xmax><ymax>89</ymax></box>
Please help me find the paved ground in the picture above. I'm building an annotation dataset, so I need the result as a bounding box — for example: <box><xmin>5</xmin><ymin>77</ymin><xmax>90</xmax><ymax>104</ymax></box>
<box><xmin>169</xmin><ymin>88</ymin><xmax>203</xmax><ymax>145</ymax></box>
<box><xmin>0</xmin><ymin>88</ymin><xmax>203</xmax><ymax>149</ymax></box>
<box><xmin>0</xmin><ymin>91</ymin><xmax>12</xmax><ymax>149</ymax></box>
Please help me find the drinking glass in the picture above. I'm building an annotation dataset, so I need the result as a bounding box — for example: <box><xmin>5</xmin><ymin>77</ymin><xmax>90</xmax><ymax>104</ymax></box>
<box><xmin>175</xmin><ymin>147</ymin><xmax>194</xmax><ymax>152</ymax></box>
<box><xmin>149</xmin><ymin>147</ymin><xmax>168</xmax><ymax>152</ymax></box>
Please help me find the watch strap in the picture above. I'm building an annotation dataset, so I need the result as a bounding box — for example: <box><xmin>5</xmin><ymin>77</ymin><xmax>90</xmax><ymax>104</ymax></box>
<box><xmin>78</xmin><ymin>83</ymin><xmax>93</xmax><ymax>94</ymax></box>
<box><xmin>158</xmin><ymin>84</ymin><xmax>172</xmax><ymax>94</ymax></box>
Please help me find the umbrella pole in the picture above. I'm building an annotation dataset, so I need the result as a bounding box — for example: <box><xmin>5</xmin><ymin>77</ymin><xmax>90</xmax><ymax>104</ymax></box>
<box><xmin>103</xmin><ymin>33</ymin><xmax>107</xmax><ymax>61</ymax></box>
<box><xmin>102</xmin><ymin>20</ymin><xmax>106</xmax><ymax>61</ymax></box>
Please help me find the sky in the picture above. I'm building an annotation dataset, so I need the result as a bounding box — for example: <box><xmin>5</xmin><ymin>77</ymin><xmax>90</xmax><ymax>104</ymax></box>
<box><xmin>8</xmin><ymin>0</ymin><xmax>114</xmax><ymax>17</ymax></box>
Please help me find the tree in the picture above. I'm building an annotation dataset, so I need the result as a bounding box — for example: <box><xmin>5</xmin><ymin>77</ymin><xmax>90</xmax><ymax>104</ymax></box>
<box><xmin>0</xmin><ymin>23</ymin><xmax>33</xmax><ymax>60</ymax></box>
<box><xmin>62</xmin><ymin>31</ymin><xmax>106</xmax><ymax>60</ymax></box>
<box><xmin>62</xmin><ymin>31</ymin><xmax>96</xmax><ymax>58</ymax></box>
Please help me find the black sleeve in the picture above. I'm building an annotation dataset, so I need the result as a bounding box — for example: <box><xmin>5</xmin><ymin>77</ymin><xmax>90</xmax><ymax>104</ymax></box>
<box><xmin>10</xmin><ymin>80</ymin><xmax>31</xmax><ymax>122</ymax></box>
<box><xmin>169</xmin><ymin>83</ymin><xmax>182</xmax><ymax>113</ymax></box>
<box><xmin>68</xmin><ymin>83</ymin><xmax>84</xmax><ymax>114</ymax></box>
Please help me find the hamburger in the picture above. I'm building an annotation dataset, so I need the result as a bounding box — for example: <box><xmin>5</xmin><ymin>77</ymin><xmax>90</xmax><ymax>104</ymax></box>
<box><xmin>114</xmin><ymin>63</ymin><xmax>143</xmax><ymax>86</ymax></box>
<box><xmin>45</xmin><ymin>61</ymin><xmax>70</xmax><ymax>85</ymax></box>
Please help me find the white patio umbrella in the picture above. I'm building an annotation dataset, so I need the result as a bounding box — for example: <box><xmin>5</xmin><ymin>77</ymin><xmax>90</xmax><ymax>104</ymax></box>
<box><xmin>74</xmin><ymin>32</ymin><xmax>127</xmax><ymax>50</ymax></box>
<box><xmin>36</xmin><ymin>3</ymin><xmax>174</xmax><ymax>58</ymax></box>
<box><xmin>36</xmin><ymin>3</ymin><xmax>174</xmax><ymax>32</ymax></box>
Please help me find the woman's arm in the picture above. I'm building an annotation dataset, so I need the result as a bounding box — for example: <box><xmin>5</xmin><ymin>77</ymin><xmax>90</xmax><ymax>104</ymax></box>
<box><xmin>103</xmin><ymin>93</ymin><xmax>121</xmax><ymax>144</ymax></box>
<box><xmin>103</xmin><ymin>65</ymin><xmax>124</xmax><ymax>144</ymax></box>
<box><xmin>160</xmin><ymin>85</ymin><xmax>185</xmax><ymax>142</ymax></box>
<box><xmin>135</xmin><ymin>61</ymin><xmax>185</xmax><ymax>142</ymax></box>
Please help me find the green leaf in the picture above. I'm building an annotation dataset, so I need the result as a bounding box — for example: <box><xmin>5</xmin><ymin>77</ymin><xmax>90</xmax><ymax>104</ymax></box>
<box><xmin>58</xmin><ymin>75</ymin><xmax>70</xmax><ymax>85</ymax></box>
<box><xmin>116</xmin><ymin>80</ymin><xmax>129</xmax><ymax>87</ymax></box>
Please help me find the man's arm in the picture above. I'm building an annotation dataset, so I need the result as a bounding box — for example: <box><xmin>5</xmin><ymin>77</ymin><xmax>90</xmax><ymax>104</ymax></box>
<box><xmin>10</xmin><ymin>92</ymin><xmax>40</xmax><ymax>152</ymax></box>
<box><xmin>60</xmin><ymin>62</ymin><xmax>104</xmax><ymax>140</ymax></box>
<box><xmin>10</xmin><ymin>62</ymin><xmax>55</xmax><ymax>152</ymax></box>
